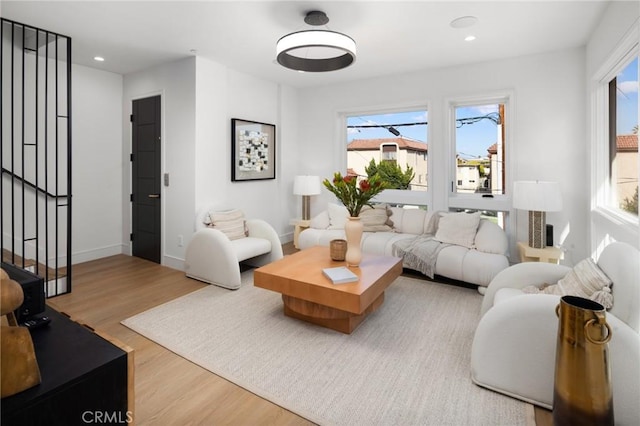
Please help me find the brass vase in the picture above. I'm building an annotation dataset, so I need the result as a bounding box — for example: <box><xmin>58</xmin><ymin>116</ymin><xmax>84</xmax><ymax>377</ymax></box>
<box><xmin>553</xmin><ymin>295</ymin><xmax>614</xmax><ymax>425</ymax></box>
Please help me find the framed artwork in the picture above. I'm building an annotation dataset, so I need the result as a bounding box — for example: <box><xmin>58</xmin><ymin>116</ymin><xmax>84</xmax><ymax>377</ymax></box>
<box><xmin>231</xmin><ymin>118</ymin><xmax>276</xmax><ymax>181</ymax></box>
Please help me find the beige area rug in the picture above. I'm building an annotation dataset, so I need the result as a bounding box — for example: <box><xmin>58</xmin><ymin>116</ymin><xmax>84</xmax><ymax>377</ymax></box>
<box><xmin>122</xmin><ymin>272</ymin><xmax>529</xmax><ymax>425</ymax></box>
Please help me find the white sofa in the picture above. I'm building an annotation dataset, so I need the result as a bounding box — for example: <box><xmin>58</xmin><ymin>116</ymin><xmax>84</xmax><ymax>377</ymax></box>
<box><xmin>298</xmin><ymin>204</ymin><xmax>509</xmax><ymax>290</ymax></box>
<box><xmin>184</xmin><ymin>206</ymin><xmax>283</xmax><ymax>289</ymax></box>
<box><xmin>471</xmin><ymin>242</ymin><xmax>640</xmax><ymax>425</ymax></box>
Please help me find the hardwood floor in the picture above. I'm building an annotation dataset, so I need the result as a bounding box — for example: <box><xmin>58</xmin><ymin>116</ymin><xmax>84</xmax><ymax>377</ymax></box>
<box><xmin>47</xmin><ymin>252</ymin><xmax>311</xmax><ymax>426</ymax></box>
<box><xmin>45</xmin><ymin>244</ymin><xmax>551</xmax><ymax>425</ymax></box>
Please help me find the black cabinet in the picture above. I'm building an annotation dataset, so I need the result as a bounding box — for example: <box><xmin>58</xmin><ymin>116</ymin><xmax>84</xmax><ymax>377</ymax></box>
<box><xmin>1</xmin><ymin>307</ymin><xmax>132</xmax><ymax>426</ymax></box>
<box><xmin>1</xmin><ymin>262</ymin><xmax>45</xmax><ymax>322</ymax></box>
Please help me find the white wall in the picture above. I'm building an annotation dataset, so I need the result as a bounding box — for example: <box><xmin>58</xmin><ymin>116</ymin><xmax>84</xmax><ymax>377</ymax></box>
<box><xmin>67</xmin><ymin>3</ymin><xmax>637</xmax><ymax>269</ymax></box>
<box><xmin>72</xmin><ymin>64</ymin><xmax>124</xmax><ymax>263</ymax></box>
<box><xmin>586</xmin><ymin>1</ymin><xmax>640</xmax><ymax>252</ymax></box>
<box><xmin>297</xmin><ymin>48</ymin><xmax>588</xmax><ymax>264</ymax></box>
<box><xmin>123</xmin><ymin>56</ymin><xmax>298</xmax><ymax>270</ymax></box>
<box><xmin>194</xmin><ymin>58</ymin><xmax>296</xmax><ymax>237</ymax></box>
<box><xmin>123</xmin><ymin>57</ymin><xmax>196</xmax><ymax>269</ymax></box>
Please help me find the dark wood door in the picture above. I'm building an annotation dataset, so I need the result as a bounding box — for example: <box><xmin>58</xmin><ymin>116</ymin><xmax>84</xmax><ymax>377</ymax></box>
<box><xmin>131</xmin><ymin>95</ymin><xmax>161</xmax><ymax>263</ymax></box>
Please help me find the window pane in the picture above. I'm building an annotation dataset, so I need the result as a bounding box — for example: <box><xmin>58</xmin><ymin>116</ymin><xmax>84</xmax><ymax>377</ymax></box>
<box><xmin>347</xmin><ymin>110</ymin><xmax>428</xmax><ymax>192</ymax></box>
<box><xmin>610</xmin><ymin>57</ymin><xmax>638</xmax><ymax>216</ymax></box>
<box><xmin>454</xmin><ymin>104</ymin><xmax>505</xmax><ymax>195</ymax></box>
<box><xmin>448</xmin><ymin>208</ymin><xmax>505</xmax><ymax>229</ymax></box>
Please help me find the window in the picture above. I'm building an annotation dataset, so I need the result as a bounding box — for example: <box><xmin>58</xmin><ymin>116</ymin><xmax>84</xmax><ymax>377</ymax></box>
<box><xmin>608</xmin><ymin>57</ymin><xmax>638</xmax><ymax>216</ymax></box>
<box><xmin>380</xmin><ymin>143</ymin><xmax>398</xmax><ymax>162</ymax></box>
<box><xmin>453</xmin><ymin>103</ymin><xmax>506</xmax><ymax>196</ymax></box>
<box><xmin>346</xmin><ymin>109</ymin><xmax>428</xmax><ymax>205</ymax></box>
<box><xmin>447</xmin><ymin>96</ymin><xmax>512</xmax><ymax>246</ymax></box>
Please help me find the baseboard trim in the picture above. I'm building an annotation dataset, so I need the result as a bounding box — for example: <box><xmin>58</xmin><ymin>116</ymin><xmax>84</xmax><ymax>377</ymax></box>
<box><xmin>72</xmin><ymin>244</ymin><xmax>124</xmax><ymax>264</ymax></box>
<box><xmin>163</xmin><ymin>255</ymin><xmax>184</xmax><ymax>271</ymax></box>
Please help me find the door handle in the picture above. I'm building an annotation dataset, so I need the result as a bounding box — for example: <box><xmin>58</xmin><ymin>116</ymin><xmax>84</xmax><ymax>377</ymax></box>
<box><xmin>148</xmin><ymin>194</ymin><xmax>160</xmax><ymax>199</ymax></box>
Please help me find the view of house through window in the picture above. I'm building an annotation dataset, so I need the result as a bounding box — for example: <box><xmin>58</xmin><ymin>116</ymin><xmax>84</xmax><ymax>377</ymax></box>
<box><xmin>609</xmin><ymin>56</ymin><xmax>638</xmax><ymax>216</ymax></box>
<box><xmin>454</xmin><ymin>104</ymin><xmax>506</xmax><ymax>195</ymax></box>
<box><xmin>346</xmin><ymin>110</ymin><xmax>428</xmax><ymax>194</ymax></box>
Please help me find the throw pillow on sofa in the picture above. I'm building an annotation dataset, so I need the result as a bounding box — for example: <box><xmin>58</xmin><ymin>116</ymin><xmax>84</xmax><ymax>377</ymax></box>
<box><xmin>522</xmin><ymin>257</ymin><xmax>613</xmax><ymax>308</ymax></box>
<box><xmin>360</xmin><ymin>204</ymin><xmax>394</xmax><ymax>232</ymax></box>
<box><xmin>206</xmin><ymin>209</ymin><xmax>247</xmax><ymax>240</ymax></box>
<box><xmin>434</xmin><ymin>211</ymin><xmax>481</xmax><ymax>248</ymax></box>
<box><xmin>327</xmin><ymin>203</ymin><xmax>349</xmax><ymax>229</ymax></box>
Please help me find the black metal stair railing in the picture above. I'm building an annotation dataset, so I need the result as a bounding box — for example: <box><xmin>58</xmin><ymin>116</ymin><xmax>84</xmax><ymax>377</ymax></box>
<box><xmin>1</xmin><ymin>18</ymin><xmax>72</xmax><ymax>297</ymax></box>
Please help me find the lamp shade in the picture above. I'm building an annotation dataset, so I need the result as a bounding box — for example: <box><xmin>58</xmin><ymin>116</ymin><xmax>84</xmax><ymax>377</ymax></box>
<box><xmin>293</xmin><ymin>176</ymin><xmax>321</xmax><ymax>196</ymax></box>
<box><xmin>513</xmin><ymin>181</ymin><xmax>562</xmax><ymax>212</ymax></box>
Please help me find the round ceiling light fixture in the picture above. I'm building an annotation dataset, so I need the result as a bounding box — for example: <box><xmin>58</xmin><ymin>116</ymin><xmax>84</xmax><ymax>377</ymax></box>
<box><xmin>276</xmin><ymin>11</ymin><xmax>356</xmax><ymax>72</ymax></box>
<box><xmin>449</xmin><ymin>16</ymin><xmax>478</xmax><ymax>29</ymax></box>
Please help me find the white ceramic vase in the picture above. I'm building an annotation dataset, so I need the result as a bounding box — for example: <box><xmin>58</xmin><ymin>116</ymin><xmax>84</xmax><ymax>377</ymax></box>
<box><xmin>344</xmin><ymin>216</ymin><xmax>363</xmax><ymax>267</ymax></box>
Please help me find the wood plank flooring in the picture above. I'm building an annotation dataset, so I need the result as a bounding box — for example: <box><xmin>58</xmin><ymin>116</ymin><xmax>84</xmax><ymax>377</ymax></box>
<box><xmin>45</xmin><ymin>245</ymin><xmax>551</xmax><ymax>425</ymax></box>
<box><xmin>47</xmin><ymin>252</ymin><xmax>311</xmax><ymax>426</ymax></box>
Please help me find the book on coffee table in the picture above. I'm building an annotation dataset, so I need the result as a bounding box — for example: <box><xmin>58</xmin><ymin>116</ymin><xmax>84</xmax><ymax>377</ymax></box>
<box><xmin>322</xmin><ymin>266</ymin><xmax>358</xmax><ymax>284</ymax></box>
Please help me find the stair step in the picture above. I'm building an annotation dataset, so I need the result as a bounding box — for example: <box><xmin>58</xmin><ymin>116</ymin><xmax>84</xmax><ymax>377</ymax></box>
<box><xmin>2</xmin><ymin>248</ymin><xmax>68</xmax><ymax>281</ymax></box>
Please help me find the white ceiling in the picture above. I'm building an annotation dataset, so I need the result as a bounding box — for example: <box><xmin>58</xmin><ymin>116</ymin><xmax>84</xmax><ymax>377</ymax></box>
<box><xmin>1</xmin><ymin>1</ymin><xmax>610</xmax><ymax>88</ymax></box>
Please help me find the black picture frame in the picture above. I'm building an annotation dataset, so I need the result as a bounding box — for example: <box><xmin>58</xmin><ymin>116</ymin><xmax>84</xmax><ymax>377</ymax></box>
<box><xmin>231</xmin><ymin>118</ymin><xmax>276</xmax><ymax>181</ymax></box>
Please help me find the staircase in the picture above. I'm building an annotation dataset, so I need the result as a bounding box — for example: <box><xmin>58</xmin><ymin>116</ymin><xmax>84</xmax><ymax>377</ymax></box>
<box><xmin>1</xmin><ymin>18</ymin><xmax>72</xmax><ymax>297</ymax></box>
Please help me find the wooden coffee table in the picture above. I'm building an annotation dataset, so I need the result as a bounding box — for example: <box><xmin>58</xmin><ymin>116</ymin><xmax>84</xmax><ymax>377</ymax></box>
<box><xmin>254</xmin><ymin>246</ymin><xmax>402</xmax><ymax>334</ymax></box>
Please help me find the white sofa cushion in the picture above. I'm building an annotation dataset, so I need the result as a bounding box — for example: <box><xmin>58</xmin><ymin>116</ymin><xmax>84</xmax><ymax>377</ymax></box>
<box><xmin>361</xmin><ymin>232</ymin><xmax>415</xmax><ymax>255</ymax></box>
<box><xmin>327</xmin><ymin>203</ymin><xmax>349</xmax><ymax>229</ymax></box>
<box><xmin>474</xmin><ymin>220</ymin><xmax>508</xmax><ymax>255</ymax></box>
<box><xmin>231</xmin><ymin>237</ymin><xmax>272</xmax><ymax>262</ymax></box>
<box><xmin>389</xmin><ymin>207</ymin><xmax>432</xmax><ymax>235</ymax></box>
<box><xmin>360</xmin><ymin>204</ymin><xmax>393</xmax><ymax>232</ymax></box>
<box><xmin>461</xmin><ymin>249</ymin><xmax>512</xmax><ymax>288</ymax></box>
<box><xmin>434</xmin><ymin>211</ymin><xmax>481</xmax><ymax>248</ymax></box>
<box><xmin>310</xmin><ymin>210</ymin><xmax>330</xmax><ymax>229</ymax></box>
<box><xmin>299</xmin><ymin>228</ymin><xmax>346</xmax><ymax>247</ymax></box>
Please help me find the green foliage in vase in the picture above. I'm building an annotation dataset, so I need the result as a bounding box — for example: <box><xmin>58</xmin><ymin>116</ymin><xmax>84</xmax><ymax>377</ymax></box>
<box><xmin>323</xmin><ymin>172</ymin><xmax>387</xmax><ymax>217</ymax></box>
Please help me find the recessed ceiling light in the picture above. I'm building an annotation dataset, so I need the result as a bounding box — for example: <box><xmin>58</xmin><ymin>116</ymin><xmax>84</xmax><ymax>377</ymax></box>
<box><xmin>93</xmin><ymin>56</ymin><xmax>105</xmax><ymax>62</ymax></box>
<box><xmin>465</xmin><ymin>35</ymin><xmax>476</xmax><ymax>42</ymax></box>
<box><xmin>450</xmin><ymin>16</ymin><xmax>478</xmax><ymax>29</ymax></box>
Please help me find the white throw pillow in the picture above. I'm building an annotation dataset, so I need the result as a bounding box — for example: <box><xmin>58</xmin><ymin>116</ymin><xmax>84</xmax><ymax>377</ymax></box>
<box><xmin>207</xmin><ymin>209</ymin><xmax>247</xmax><ymax>240</ymax></box>
<box><xmin>434</xmin><ymin>211</ymin><xmax>481</xmax><ymax>248</ymax></box>
<box><xmin>327</xmin><ymin>203</ymin><xmax>349</xmax><ymax>230</ymax></box>
<box><xmin>310</xmin><ymin>210</ymin><xmax>330</xmax><ymax>229</ymax></box>
<box><xmin>360</xmin><ymin>204</ymin><xmax>393</xmax><ymax>232</ymax></box>
<box><xmin>522</xmin><ymin>258</ymin><xmax>613</xmax><ymax>309</ymax></box>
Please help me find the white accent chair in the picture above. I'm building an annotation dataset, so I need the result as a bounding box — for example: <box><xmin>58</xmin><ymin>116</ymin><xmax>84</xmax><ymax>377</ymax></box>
<box><xmin>471</xmin><ymin>242</ymin><xmax>640</xmax><ymax>425</ymax></box>
<box><xmin>184</xmin><ymin>206</ymin><xmax>283</xmax><ymax>290</ymax></box>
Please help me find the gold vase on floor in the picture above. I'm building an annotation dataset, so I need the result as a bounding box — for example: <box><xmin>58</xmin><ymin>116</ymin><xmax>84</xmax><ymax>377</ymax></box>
<box><xmin>344</xmin><ymin>217</ymin><xmax>363</xmax><ymax>267</ymax></box>
<box><xmin>553</xmin><ymin>295</ymin><xmax>614</xmax><ymax>425</ymax></box>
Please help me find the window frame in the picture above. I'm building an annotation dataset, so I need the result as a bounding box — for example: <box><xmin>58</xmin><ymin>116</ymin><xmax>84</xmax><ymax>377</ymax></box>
<box><xmin>446</xmin><ymin>92</ymin><xmax>513</xmax><ymax>213</ymax></box>
<box><xmin>340</xmin><ymin>103</ymin><xmax>431</xmax><ymax>208</ymax></box>
<box><xmin>591</xmin><ymin>31</ymin><xmax>639</xmax><ymax>228</ymax></box>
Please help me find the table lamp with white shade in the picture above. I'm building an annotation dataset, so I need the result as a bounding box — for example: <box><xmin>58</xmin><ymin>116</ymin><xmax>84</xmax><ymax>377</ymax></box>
<box><xmin>513</xmin><ymin>181</ymin><xmax>562</xmax><ymax>249</ymax></box>
<box><xmin>293</xmin><ymin>176</ymin><xmax>321</xmax><ymax>220</ymax></box>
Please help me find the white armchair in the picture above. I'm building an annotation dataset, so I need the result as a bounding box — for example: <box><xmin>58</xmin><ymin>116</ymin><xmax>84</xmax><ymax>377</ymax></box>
<box><xmin>184</xmin><ymin>207</ymin><xmax>283</xmax><ymax>290</ymax></box>
<box><xmin>471</xmin><ymin>242</ymin><xmax>640</xmax><ymax>425</ymax></box>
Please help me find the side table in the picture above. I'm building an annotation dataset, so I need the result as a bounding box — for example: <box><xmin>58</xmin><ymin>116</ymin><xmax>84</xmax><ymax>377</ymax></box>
<box><xmin>289</xmin><ymin>219</ymin><xmax>310</xmax><ymax>249</ymax></box>
<box><xmin>517</xmin><ymin>241</ymin><xmax>563</xmax><ymax>264</ymax></box>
